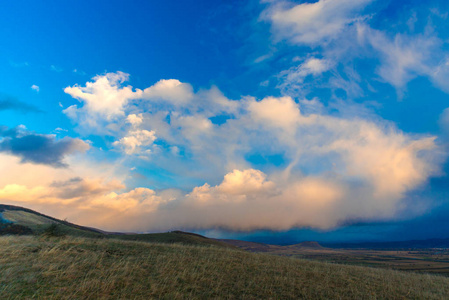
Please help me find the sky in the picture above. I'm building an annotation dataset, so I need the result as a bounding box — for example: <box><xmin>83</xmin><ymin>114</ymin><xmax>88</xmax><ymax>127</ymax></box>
<box><xmin>1</xmin><ymin>0</ymin><xmax>449</xmax><ymax>243</ymax></box>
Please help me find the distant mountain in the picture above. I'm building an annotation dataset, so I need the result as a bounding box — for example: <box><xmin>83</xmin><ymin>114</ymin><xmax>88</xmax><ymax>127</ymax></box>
<box><xmin>288</xmin><ymin>241</ymin><xmax>324</xmax><ymax>249</ymax></box>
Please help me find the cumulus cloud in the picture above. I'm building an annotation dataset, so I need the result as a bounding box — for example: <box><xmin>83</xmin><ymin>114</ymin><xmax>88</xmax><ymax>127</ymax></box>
<box><xmin>113</xmin><ymin>129</ymin><xmax>157</xmax><ymax>155</ymax></box>
<box><xmin>126</xmin><ymin>114</ymin><xmax>144</xmax><ymax>127</ymax></box>
<box><xmin>3</xmin><ymin>71</ymin><xmax>443</xmax><ymax>232</ymax></box>
<box><xmin>31</xmin><ymin>85</ymin><xmax>39</xmax><ymax>92</ymax></box>
<box><xmin>0</xmin><ymin>162</ymin><xmax>439</xmax><ymax>232</ymax></box>
<box><xmin>142</xmin><ymin>79</ymin><xmax>194</xmax><ymax>105</ymax></box>
<box><xmin>63</xmin><ymin>71</ymin><xmax>143</xmax><ymax>131</ymax></box>
<box><xmin>262</xmin><ymin>0</ymin><xmax>373</xmax><ymax>45</ymax></box>
<box><xmin>0</xmin><ymin>126</ymin><xmax>89</xmax><ymax>167</ymax></box>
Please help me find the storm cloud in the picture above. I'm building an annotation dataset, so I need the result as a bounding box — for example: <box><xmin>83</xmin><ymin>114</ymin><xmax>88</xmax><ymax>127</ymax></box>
<box><xmin>0</xmin><ymin>126</ymin><xmax>89</xmax><ymax>167</ymax></box>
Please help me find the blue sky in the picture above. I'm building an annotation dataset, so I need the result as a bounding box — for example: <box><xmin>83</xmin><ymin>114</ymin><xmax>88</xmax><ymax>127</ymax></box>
<box><xmin>1</xmin><ymin>0</ymin><xmax>449</xmax><ymax>243</ymax></box>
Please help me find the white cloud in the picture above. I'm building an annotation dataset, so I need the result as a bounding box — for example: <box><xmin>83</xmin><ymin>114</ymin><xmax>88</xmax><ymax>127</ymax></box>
<box><xmin>278</xmin><ymin>57</ymin><xmax>332</xmax><ymax>94</ymax></box>
<box><xmin>262</xmin><ymin>0</ymin><xmax>373</xmax><ymax>45</ymax></box>
<box><xmin>357</xmin><ymin>24</ymin><xmax>445</xmax><ymax>97</ymax></box>
<box><xmin>54</xmin><ymin>72</ymin><xmax>445</xmax><ymax>231</ymax></box>
<box><xmin>142</xmin><ymin>79</ymin><xmax>194</xmax><ymax>105</ymax></box>
<box><xmin>113</xmin><ymin>129</ymin><xmax>157</xmax><ymax>155</ymax></box>
<box><xmin>432</xmin><ymin>56</ymin><xmax>449</xmax><ymax>93</ymax></box>
<box><xmin>248</xmin><ymin>96</ymin><xmax>303</xmax><ymax>131</ymax></box>
<box><xmin>63</xmin><ymin>72</ymin><xmax>143</xmax><ymax>131</ymax></box>
<box><xmin>126</xmin><ymin>114</ymin><xmax>143</xmax><ymax>127</ymax></box>
<box><xmin>31</xmin><ymin>85</ymin><xmax>39</xmax><ymax>92</ymax></box>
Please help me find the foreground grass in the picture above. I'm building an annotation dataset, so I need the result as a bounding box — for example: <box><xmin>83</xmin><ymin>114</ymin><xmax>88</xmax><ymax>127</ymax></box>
<box><xmin>1</xmin><ymin>237</ymin><xmax>449</xmax><ymax>299</ymax></box>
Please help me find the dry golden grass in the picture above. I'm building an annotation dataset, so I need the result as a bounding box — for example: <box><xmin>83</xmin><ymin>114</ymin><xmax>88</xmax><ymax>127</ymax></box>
<box><xmin>1</xmin><ymin>236</ymin><xmax>449</xmax><ymax>299</ymax></box>
<box><xmin>1</xmin><ymin>211</ymin><xmax>56</xmax><ymax>226</ymax></box>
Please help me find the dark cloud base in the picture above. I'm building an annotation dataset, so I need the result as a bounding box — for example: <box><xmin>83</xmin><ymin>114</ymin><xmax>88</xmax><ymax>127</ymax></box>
<box><xmin>0</xmin><ymin>126</ymin><xmax>88</xmax><ymax>167</ymax></box>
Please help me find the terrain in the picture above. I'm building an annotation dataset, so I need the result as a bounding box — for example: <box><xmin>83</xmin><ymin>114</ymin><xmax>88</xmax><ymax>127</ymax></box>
<box><xmin>2</xmin><ymin>236</ymin><xmax>449</xmax><ymax>299</ymax></box>
<box><xmin>0</xmin><ymin>204</ymin><xmax>232</xmax><ymax>248</ymax></box>
<box><xmin>221</xmin><ymin>239</ymin><xmax>449</xmax><ymax>276</ymax></box>
<box><xmin>2</xmin><ymin>204</ymin><xmax>449</xmax><ymax>298</ymax></box>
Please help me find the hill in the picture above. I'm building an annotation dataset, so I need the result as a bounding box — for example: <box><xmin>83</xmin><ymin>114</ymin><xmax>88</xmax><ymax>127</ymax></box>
<box><xmin>0</xmin><ymin>204</ymin><xmax>103</xmax><ymax>238</ymax></box>
<box><xmin>288</xmin><ymin>241</ymin><xmax>324</xmax><ymax>249</ymax></box>
<box><xmin>0</xmin><ymin>204</ymin><xmax>232</xmax><ymax>248</ymax></box>
<box><xmin>1</xmin><ymin>235</ymin><xmax>448</xmax><ymax>299</ymax></box>
<box><xmin>219</xmin><ymin>239</ymin><xmax>325</xmax><ymax>252</ymax></box>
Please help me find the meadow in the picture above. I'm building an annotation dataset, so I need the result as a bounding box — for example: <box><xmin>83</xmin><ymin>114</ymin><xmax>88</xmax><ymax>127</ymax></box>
<box><xmin>1</xmin><ymin>236</ymin><xmax>449</xmax><ymax>299</ymax></box>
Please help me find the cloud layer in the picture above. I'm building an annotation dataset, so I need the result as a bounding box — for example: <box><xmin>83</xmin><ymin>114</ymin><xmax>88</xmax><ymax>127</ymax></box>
<box><xmin>0</xmin><ymin>71</ymin><xmax>442</xmax><ymax>232</ymax></box>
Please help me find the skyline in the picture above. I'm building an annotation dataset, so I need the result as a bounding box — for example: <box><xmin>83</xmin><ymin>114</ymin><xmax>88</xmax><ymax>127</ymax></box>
<box><xmin>1</xmin><ymin>0</ymin><xmax>449</xmax><ymax>243</ymax></box>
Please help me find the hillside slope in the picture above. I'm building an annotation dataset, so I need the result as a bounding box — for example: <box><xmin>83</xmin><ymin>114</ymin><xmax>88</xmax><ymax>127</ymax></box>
<box><xmin>1</xmin><ymin>236</ymin><xmax>448</xmax><ymax>299</ymax></box>
<box><xmin>0</xmin><ymin>204</ymin><xmax>103</xmax><ymax>238</ymax></box>
<box><xmin>0</xmin><ymin>204</ymin><xmax>232</xmax><ymax>248</ymax></box>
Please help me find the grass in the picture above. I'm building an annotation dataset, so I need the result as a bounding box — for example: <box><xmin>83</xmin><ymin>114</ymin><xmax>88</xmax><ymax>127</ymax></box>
<box><xmin>0</xmin><ymin>205</ymin><xmax>232</xmax><ymax>247</ymax></box>
<box><xmin>1</xmin><ymin>236</ymin><xmax>449</xmax><ymax>299</ymax></box>
<box><xmin>111</xmin><ymin>231</ymin><xmax>236</xmax><ymax>248</ymax></box>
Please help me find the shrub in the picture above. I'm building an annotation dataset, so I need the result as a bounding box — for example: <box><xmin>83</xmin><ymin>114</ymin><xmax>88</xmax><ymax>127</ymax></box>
<box><xmin>0</xmin><ymin>223</ymin><xmax>33</xmax><ymax>235</ymax></box>
<box><xmin>41</xmin><ymin>223</ymin><xmax>65</xmax><ymax>237</ymax></box>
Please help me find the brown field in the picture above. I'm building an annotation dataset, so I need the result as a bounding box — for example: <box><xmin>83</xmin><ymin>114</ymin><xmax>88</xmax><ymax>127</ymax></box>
<box><xmin>221</xmin><ymin>239</ymin><xmax>449</xmax><ymax>276</ymax></box>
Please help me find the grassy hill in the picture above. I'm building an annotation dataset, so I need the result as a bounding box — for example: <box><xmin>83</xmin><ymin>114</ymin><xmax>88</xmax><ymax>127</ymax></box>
<box><xmin>0</xmin><ymin>204</ymin><xmax>233</xmax><ymax>248</ymax></box>
<box><xmin>0</xmin><ymin>204</ymin><xmax>104</xmax><ymax>238</ymax></box>
<box><xmin>1</xmin><ymin>235</ymin><xmax>449</xmax><ymax>299</ymax></box>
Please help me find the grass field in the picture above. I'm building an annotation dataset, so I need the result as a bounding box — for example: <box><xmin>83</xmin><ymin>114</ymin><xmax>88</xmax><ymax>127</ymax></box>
<box><xmin>222</xmin><ymin>239</ymin><xmax>449</xmax><ymax>276</ymax></box>
<box><xmin>1</xmin><ymin>236</ymin><xmax>449</xmax><ymax>299</ymax></box>
<box><xmin>282</xmin><ymin>248</ymin><xmax>449</xmax><ymax>276</ymax></box>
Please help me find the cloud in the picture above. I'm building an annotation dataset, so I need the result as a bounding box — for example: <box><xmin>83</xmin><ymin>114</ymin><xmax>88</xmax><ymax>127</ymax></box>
<box><xmin>432</xmin><ymin>56</ymin><xmax>449</xmax><ymax>93</ymax></box>
<box><xmin>42</xmin><ymin>72</ymin><xmax>445</xmax><ymax>231</ymax></box>
<box><xmin>0</xmin><ymin>126</ymin><xmax>89</xmax><ymax>167</ymax></box>
<box><xmin>142</xmin><ymin>79</ymin><xmax>194</xmax><ymax>106</ymax></box>
<box><xmin>0</xmin><ymin>162</ymin><xmax>438</xmax><ymax>232</ymax></box>
<box><xmin>263</xmin><ymin>2</ymin><xmax>449</xmax><ymax>99</ymax></box>
<box><xmin>31</xmin><ymin>85</ymin><xmax>40</xmax><ymax>92</ymax></box>
<box><xmin>277</xmin><ymin>57</ymin><xmax>332</xmax><ymax>94</ymax></box>
<box><xmin>0</xmin><ymin>96</ymin><xmax>42</xmax><ymax>113</ymax></box>
<box><xmin>357</xmin><ymin>24</ymin><xmax>441</xmax><ymax>96</ymax></box>
<box><xmin>50</xmin><ymin>65</ymin><xmax>63</xmax><ymax>72</ymax></box>
<box><xmin>126</xmin><ymin>114</ymin><xmax>144</xmax><ymax>127</ymax></box>
<box><xmin>4</xmin><ymin>95</ymin><xmax>441</xmax><ymax>232</ymax></box>
<box><xmin>262</xmin><ymin>0</ymin><xmax>373</xmax><ymax>46</ymax></box>
<box><xmin>113</xmin><ymin>129</ymin><xmax>156</xmax><ymax>155</ymax></box>
<box><xmin>63</xmin><ymin>74</ymin><xmax>199</xmax><ymax>135</ymax></box>
<box><xmin>54</xmin><ymin>127</ymin><xmax>68</xmax><ymax>133</ymax></box>
<box><xmin>73</xmin><ymin>69</ymin><xmax>87</xmax><ymax>75</ymax></box>
<box><xmin>9</xmin><ymin>61</ymin><xmax>29</xmax><ymax>68</ymax></box>
<box><xmin>63</xmin><ymin>71</ymin><xmax>143</xmax><ymax>131</ymax></box>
